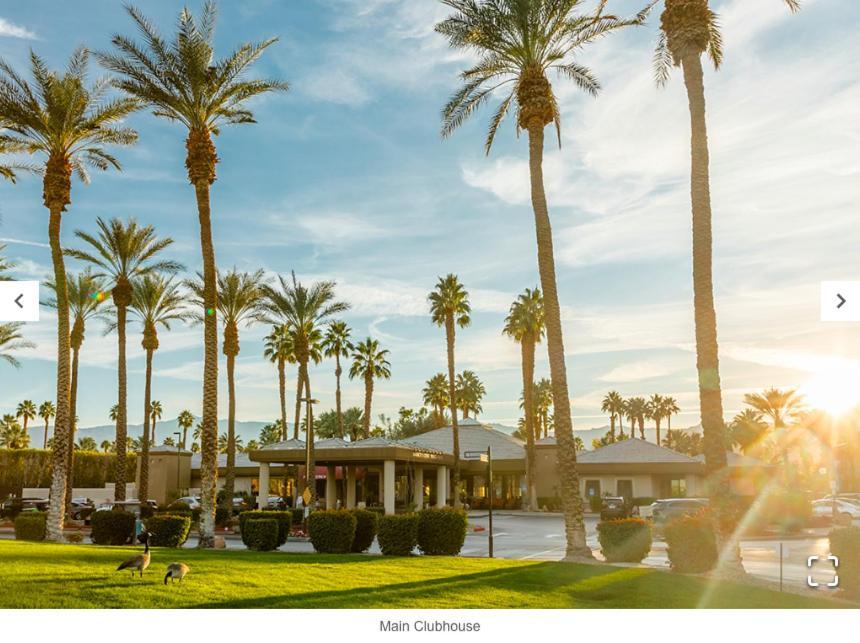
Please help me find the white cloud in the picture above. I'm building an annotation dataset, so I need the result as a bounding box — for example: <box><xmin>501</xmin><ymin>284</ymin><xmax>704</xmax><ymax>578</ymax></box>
<box><xmin>0</xmin><ymin>17</ymin><xmax>36</xmax><ymax>39</ymax></box>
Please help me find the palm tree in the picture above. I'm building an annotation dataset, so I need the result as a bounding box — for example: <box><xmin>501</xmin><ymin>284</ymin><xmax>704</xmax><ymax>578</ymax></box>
<box><xmin>118</xmin><ymin>275</ymin><xmax>186</xmax><ymax>504</ymax></box>
<box><xmin>76</xmin><ymin>436</ymin><xmax>97</xmax><ymax>452</ymax></box>
<box><xmin>109</xmin><ymin>404</ymin><xmax>119</xmax><ymax>423</ymax></box>
<box><xmin>743</xmin><ymin>387</ymin><xmax>806</xmax><ymax>473</ymax></box>
<box><xmin>45</xmin><ymin>268</ymin><xmax>107</xmax><ymax>508</ymax></box>
<box><xmin>601</xmin><ymin>391</ymin><xmax>624</xmax><ymax>442</ymax></box>
<box><xmin>729</xmin><ymin>409</ymin><xmax>768</xmax><ymax>454</ymax></box>
<box><xmin>349</xmin><ymin>338</ymin><xmax>392</xmax><ymax>439</ymax></box>
<box><xmin>177</xmin><ymin>410</ymin><xmax>194</xmax><ymax>450</ymax></box>
<box><xmin>0</xmin><ymin>47</ymin><xmax>139</xmax><ymax>541</ymax></box>
<box><xmin>16</xmin><ymin>400</ymin><xmax>37</xmax><ymax>442</ymax></box>
<box><xmin>190</xmin><ymin>268</ymin><xmax>266</xmax><ymax>507</ymax></box>
<box><xmin>422</xmin><ymin>373</ymin><xmax>450</xmax><ymax>428</ymax></box>
<box><xmin>627</xmin><ymin>397</ymin><xmax>647</xmax><ymax>438</ymax></box>
<box><xmin>0</xmin><ymin>243</ymin><xmax>16</xmax><ymax>279</ymax></box>
<box><xmin>0</xmin><ymin>139</ymin><xmax>26</xmax><ymax>184</ymax></box>
<box><xmin>428</xmin><ymin>274</ymin><xmax>471</xmax><ymax>508</ymax></box>
<box><xmin>0</xmin><ymin>415</ymin><xmax>28</xmax><ymax>448</ymax></box>
<box><xmin>503</xmin><ymin>287</ymin><xmax>544</xmax><ymax>512</ymax></box>
<box><xmin>535</xmin><ymin>378</ymin><xmax>554</xmax><ymax>439</ymax></box>
<box><xmin>622</xmin><ymin>398</ymin><xmax>637</xmax><ymax>438</ymax></box>
<box><xmin>645</xmin><ymin>394</ymin><xmax>666</xmax><ymax>445</ymax></box>
<box><xmin>38</xmin><ymin>401</ymin><xmax>55</xmax><ymax>450</ymax></box>
<box><xmin>662</xmin><ymin>396</ymin><xmax>681</xmax><ymax>432</ymax></box>
<box><xmin>98</xmin><ymin>2</ymin><xmax>288</xmax><ymax>548</ymax></box>
<box><xmin>263</xmin><ymin>325</ymin><xmax>295</xmax><ymax>440</ymax></box>
<box><xmin>437</xmin><ymin>0</ymin><xmax>647</xmax><ymax>560</ymax></box>
<box><xmin>100</xmin><ymin>439</ymin><xmax>113</xmax><ymax>453</ymax></box>
<box><xmin>219</xmin><ymin>432</ymin><xmax>244</xmax><ymax>454</ymax></box>
<box><xmin>456</xmin><ymin>370</ymin><xmax>486</xmax><ymax>419</ymax></box>
<box><xmin>322</xmin><ymin>321</ymin><xmax>353</xmax><ymax>439</ymax></box>
<box><xmin>68</xmin><ymin>217</ymin><xmax>180</xmax><ymax>502</ymax></box>
<box><xmin>263</xmin><ymin>273</ymin><xmax>349</xmax><ymax>499</ymax></box>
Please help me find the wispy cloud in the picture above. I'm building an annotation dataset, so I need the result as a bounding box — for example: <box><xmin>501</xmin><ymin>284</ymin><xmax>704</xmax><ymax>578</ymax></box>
<box><xmin>0</xmin><ymin>17</ymin><xmax>36</xmax><ymax>39</ymax></box>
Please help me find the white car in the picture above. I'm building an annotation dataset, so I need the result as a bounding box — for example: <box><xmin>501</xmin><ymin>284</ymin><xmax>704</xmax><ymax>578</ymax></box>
<box><xmin>175</xmin><ymin>496</ymin><xmax>201</xmax><ymax>510</ymax></box>
<box><xmin>812</xmin><ymin>498</ymin><xmax>860</xmax><ymax>525</ymax></box>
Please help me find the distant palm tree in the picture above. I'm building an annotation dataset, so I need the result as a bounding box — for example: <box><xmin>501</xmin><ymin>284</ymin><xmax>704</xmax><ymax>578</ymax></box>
<box><xmin>428</xmin><ymin>274</ymin><xmax>471</xmax><ymax>507</ymax></box>
<box><xmin>190</xmin><ymin>268</ymin><xmax>266</xmax><ymax>506</ymax></box>
<box><xmin>645</xmin><ymin>394</ymin><xmax>665</xmax><ymax>445</ymax></box>
<box><xmin>98</xmin><ymin>2</ymin><xmax>288</xmax><ymax>548</ymax></box>
<box><xmin>322</xmin><ymin>321</ymin><xmax>353</xmax><ymax>439</ymax></box>
<box><xmin>219</xmin><ymin>432</ymin><xmax>244</xmax><ymax>454</ymax></box>
<box><xmin>76</xmin><ymin>436</ymin><xmax>97</xmax><ymax>452</ymax></box>
<box><xmin>422</xmin><ymin>373</ymin><xmax>450</xmax><ymax>428</ymax></box>
<box><xmin>662</xmin><ymin>396</ymin><xmax>681</xmax><ymax>432</ymax></box>
<box><xmin>535</xmin><ymin>378</ymin><xmax>554</xmax><ymax>439</ymax></box>
<box><xmin>45</xmin><ymin>268</ymin><xmax>106</xmax><ymax>509</ymax></box>
<box><xmin>0</xmin><ymin>415</ymin><xmax>28</xmax><ymax>449</ymax></box>
<box><xmin>68</xmin><ymin>217</ymin><xmax>180</xmax><ymax>501</ymax></box>
<box><xmin>263</xmin><ymin>273</ymin><xmax>349</xmax><ymax>499</ymax></box>
<box><xmin>504</xmin><ymin>287</ymin><xmax>544</xmax><ymax>511</ymax></box>
<box><xmin>622</xmin><ymin>398</ymin><xmax>637</xmax><ymax>439</ymax></box>
<box><xmin>456</xmin><ymin>370</ymin><xmax>486</xmax><ymax>419</ymax></box>
<box><xmin>100</xmin><ymin>439</ymin><xmax>113</xmax><ymax>454</ymax></box>
<box><xmin>149</xmin><ymin>400</ymin><xmax>163</xmax><ymax>445</ymax></box>
<box><xmin>263</xmin><ymin>325</ymin><xmax>295</xmax><ymax>440</ymax></box>
<box><xmin>627</xmin><ymin>397</ymin><xmax>647</xmax><ymax>439</ymax></box>
<box><xmin>743</xmin><ymin>387</ymin><xmax>806</xmax><ymax>474</ymax></box>
<box><xmin>39</xmin><ymin>401</ymin><xmax>56</xmax><ymax>450</ymax></box>
<box><xmin>601</xmin><ymin>391</ymin><xmax>625</xmax><ymax>442</ymax></box>
<box><xmin>436</xmin><ymin>0</ymin><xmax>647</xmax><ymax>561</ymax></box>
<box><xmin>177</xmin><ymin>410</ymin><xmax>194</xmax><ymax>450</ymax></box>
<box><xmin>349</xmin><ymin>338</ymin><xmax>392</xmax><ymax>439</ymax></box>
<box><xmin>109</xmin><ymin>404</ymin><xmax>119</xmax><ymax>423</ymax></box>
<box><xmin>258</xmin><ymin>421</ymin><xmax>282</xmax><ymax>447</ymax></box>
<box><xmin>729</xmin><ymin>409</ymin><xmax>768</xmax><ymax>454</ymax></box>
<box><xmin>0</xmin><ymin>47</ymin><xmax>140</xmax><ymax>541</ymax></box>
<box><xmin>16</xmin><ymin>400</ymin><xmax>37</xmax><ymax>442</ymax></box>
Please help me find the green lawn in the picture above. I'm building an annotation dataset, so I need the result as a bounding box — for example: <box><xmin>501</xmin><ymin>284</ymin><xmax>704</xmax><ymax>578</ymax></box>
<box><xmin>0</xmin><ymin>540</ymin><xmax>842</xmax><ymax>609</ymax></box>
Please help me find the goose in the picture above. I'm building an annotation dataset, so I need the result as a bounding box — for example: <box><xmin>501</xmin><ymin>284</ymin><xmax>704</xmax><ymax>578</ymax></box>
<box><xmin>116</xmin><ymin>531</ymin><xmax>151</xmax><ymax>578</ymax></box>
<box><xmin>164</xmin><ymin>562</ymin><xmax>190</xmax><ymax>585</ymax></box>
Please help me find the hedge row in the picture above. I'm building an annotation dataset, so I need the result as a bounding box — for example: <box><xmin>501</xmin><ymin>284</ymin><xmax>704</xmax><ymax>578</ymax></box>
<box><xmin>90</xmin><ymin>510</ymin><xmax>136</xmax><ymax>545</ymax></box>
<box><xmin>308</xmin><ymin>510</ymin><xmax>356</xmax><ymax>553</ymax></box>
<box><xmin>243</xmin><ymin>518</ymin><xmax>279</xmax><ymax>551</ymax></box>
<box><xmin>144</xmin><ymin>514</ymin><xmax>191</xmax><ymax>548</ymax></box>
<box><xmin>829</xmin><ymin>526</ymin><xmax>860</xmax><ymax>600</ymax></box>
<box><xmin>0</xmin><ymin>448</ymin><xmax>136</xmax><ymax>498</ymax></box>
<box><xmin>239</xmin><ymin>510</ymin><xmax>292</xmax><ymax>547</ymax></box>
<box><xmin>417</xmin><ymin>508</ymin><xmax>467</xmax><ymax>555</ymax></box>
<box><xmin>14</xmin><ymin>512</ymin><xmax>46</xmax><ymax>541</ymax></box>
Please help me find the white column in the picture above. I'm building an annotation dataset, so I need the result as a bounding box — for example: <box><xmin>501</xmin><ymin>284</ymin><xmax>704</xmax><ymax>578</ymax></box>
<box><xmin>346</xmin><ymin>465</ymin><xmax>356</xmax><ymax>509</ymax></box>
<box><xmin>326</xmin><ymin>465</ymin><xmax>337</xmax><ymax>510</ymax></box>
<box><xmin>414</xmin><ymin>467</ymin><xmax>424</xmax><ymax>510</ymax></box>
<box><xmin>383</xmin><ymin>460</ymin><xmax>396</xmax><ymax>515</ymax></box>
<box><xmin>257</xmin><ymin>462</ymin><xmax>270</xmax><ymax>509</ymax></box>
<box><xmin>436</xmin><ymin>466</ymin><xmax>447</xmax><ymax>508</ymax></box>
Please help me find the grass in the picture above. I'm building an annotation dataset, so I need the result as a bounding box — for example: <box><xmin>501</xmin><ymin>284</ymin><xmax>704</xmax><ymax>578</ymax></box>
<box><xmin>0</xmin><ymin>540</ymin><xmax>843</xmax><ymax>609</ymax></box>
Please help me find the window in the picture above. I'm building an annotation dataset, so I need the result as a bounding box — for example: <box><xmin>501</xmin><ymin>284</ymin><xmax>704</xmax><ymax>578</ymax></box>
<box><xmin>670</xmin><ymin>478</ymin><xmax>687</xmax><ymax>497</ymax></box>
<box><xmin>617</xmin><ymin>480</ymin><xmax>633</xmax><ymax>500</ymax></box>
<box><xmin>585</xmin><ymin>480</ymin><xmax>601</xmax><ymax>498</ymax></box>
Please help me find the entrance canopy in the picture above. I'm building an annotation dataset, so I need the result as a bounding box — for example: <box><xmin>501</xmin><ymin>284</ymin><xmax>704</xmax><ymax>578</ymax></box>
<box><xmin>248</xmin><ymin>436</ymin><xmax>454</xmax><ymax>467</ymax></box>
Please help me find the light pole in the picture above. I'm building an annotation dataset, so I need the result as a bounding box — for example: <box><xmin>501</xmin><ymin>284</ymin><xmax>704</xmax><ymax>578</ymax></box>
<box><xmin>300</xmin><ymin>397</ymin><xmax>319</xmax><ymax>507</ymax></box>
<box><xmin>173</xmin><ymin>431</ymin><xmax>182</xmax><ymax>497</ymax></box>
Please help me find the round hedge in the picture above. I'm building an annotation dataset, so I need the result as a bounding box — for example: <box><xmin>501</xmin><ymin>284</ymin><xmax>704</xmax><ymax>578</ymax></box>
<box><xmin>14</xmin><ymin>512</ymin><xmax>46</xmax><ymax>541</ymax></box>
<box><xmin>90</xmin><ymin>510</ymin><xmax>135</xmax><ymax>545</ymax></box>
<box><xmin>377</xmin><ymin>513</ymin><xmax>418</xmax><ymax>556</ymax></box>
<box><xmin>243</xmin><ymin>518</ymin><xmax>279</xmax><ymax>551</ymax></box>
<box><xmin>308</xmin><ymin>510</ymin><xmax>357</xmax><ymax>554</ymax></box>
<box><xmin>596</xmin><ymin>518</ymin><xmax>652</xmax><ymax>563</ymax></box>
<box><xmin>239</xmin><ymin>510</ymin><xmax>292</xmax><ymax>547</ymax></box>
<box><xmin>145</xmin><ymin>514</ymin><xmax>191</xmax><ymax>548</ymax></box>
<box><xmin>417</xmin><ymin>508</ymin><xmax>468</xmax><ymax>556</ymax></box>
<box><xmin>665</xmin><ymin>512</ymin><xmax>718</xmax><ymax>573</ymax></box>
<box><xmin>350</xmin><ymin>509</ymin><xmax>378</xmax><ymax>553</ymax></box>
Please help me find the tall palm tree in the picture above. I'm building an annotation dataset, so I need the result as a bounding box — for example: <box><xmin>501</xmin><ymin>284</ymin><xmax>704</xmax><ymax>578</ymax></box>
<box><xmin>428</xmin><ymin>274</ymin><xmax>471</xmax><ymax>508</ymax></box>
<box><xmin>455</xmin><ymin>370</ymin><xmax>486</xmax><ymax>419</ymax></box>
<box><xmin>149</xmin><ymin>400</ymin><xmax>163</xmax><ymax>445</ymax></box>
<box><xmin>653</xmin><ymin>0</ymin><xmax>800</xmax><ymax>514</ymax></box>
<box><xmin>0</xmin><ymin>47</ymin><xmax>139</xmax><ymax>541</ymax></box>
<box><xmin>601</xmin><ymin>391</ymin><xmax>624</xmax><ymax>442</ymax></box>
<box><xmin>349</xmin><ymin>338</ymin><xmax>392</xmax><ymax>439</ymax></box>
<box><xmin>503</xmin><ymin>287</ymin><xmax>544</xmax><ymax>511</ymax></box>
<box><xmin>535</xmin><ymin>378</ymin><xmax>554</xmax><ymax>438</ymax></box>
<box><xmin>45</xmin><ymin>268</ymin><xmax>107</xmax><ymax>509</ymax></box>
<box><xmin>729</xmin><ymin>409</ymin><xmax>768</xmax><ymax>455</ymax></box>
<box><xmin>437</xmin><ymin>0</ymin><xmax>647</xmax><ymax>560</ymax></box>
<box><xmin>263</xmin><ymin>324</ymin><xmax>295</xmax><ymax>440</ymax></box>
<box><xmin>645</xmin><ymin>394</ymin><xmax>665</xmax><ymax>445</ymax></box>
<box><xmin>422</xmin><ymin>373</ymin><xmax>450</xmax><ymax>428</ymax></box>
<box><xmin>67</xmin><ymin>217</ymin><xmax>179</xmax><ymax>502</ymax></box>
<box><xmin>190</xmin><ymin>268</ymin><xmax>266</xmax><ymax>506</ymax></box>
<box><xmin>38</xmin><ymin>401</ymin><xmax>55</xmax><ymax>450</ymax></box>
<box><xmin>622</xmin><ymin>398</ymin><xmax>637</xmax><ymax>439</ymax></box>
<box><xmin>177</xmin><ymin>410</ymin><xmax>194</xmax><ymax>450</ymax></box>
<box><xmin>743</xmin><ymin>387</ymin><xmax>805</xmax><ymax>473</ymax></box>
<box><xmin>322</xmin><ymin>321</ymin><xmax>353</xmax><ymax>439</ymax></box>
<box><xmin>98</xmin><ymin>2</ymin><xmax>288</xmax><ymax>548</ymax></box>
<box><xmin>662</xmin><ymin>396</ymin><xmax>680</xmax><ymax>432</ymax></box>
<box><xmin>15</xmin><ymin>400</ymin><xmax>36</xmax><ymax>442</ymax></box>
<box><xmin>263</xmin><ymin>273</ymin><xmax>349</xmax><ymax>498</ymax></box>
<box><xmin>627</xmin><ymin>397</ymin><xmax>647</xmax><ymax>438</ymax></box>
<box><xmin>117</xmin><ymin>275</ymin><xmax>187</xmax><ymax>503</ymax></box>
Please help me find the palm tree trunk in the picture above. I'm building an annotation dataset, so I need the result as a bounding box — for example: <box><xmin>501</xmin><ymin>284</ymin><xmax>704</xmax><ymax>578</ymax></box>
<box><xmin>335</xmin><ymin>355</ymin><xmax>344</xmax><ymax>439</ymax></box>
<box><xmin>656</xmin><ymin>418</ymin><xmax>661</xmax><ymax>447</ymax></box>
<box><xmin>64</xmin><ymin>343</ymin><xmax>80</xmax><ymax>512</ymax></box>
<box><xmin>610</xmin><ymin>415</ymin><xmax>616</xmax><ymax>442</ymax></box>
<box><xmin>445</xmin><ymin>316</ymin><xmax>461</xmax><ymax>508</ymax></box>
<box><xmin>293</xmin><ymin>365</ymin><xmax>302</xmax><ymax>441</ymax></box>
<box><xmin>43</xmin><ymin>420</ymin><xmax>48</xmax><ymax>450</ymax></box>
<box><xmin>224</xmin><ymin>351</ymin><xmax>237</xmax><ymax>508</ymax></box>
<box><xmin>277</xmin><ymin>358</ymin><xmax>287</xmax><ymax>440</ymax></box>
<box><xmin>527</xmin><ymin>125</ymin><xmax>590</xmax><ymax>559</ymax></box>
<box><xmin>114</xmin><ymin>304</ymin><xmax>128</xmax><ymax>501</ymax></box>
<box><xmin>193</xmin><ymin>177</ymin><xmax>219</xmax><ymax>548</ymax></box>
<box><xmin>139</xmin><ymin>348</ymin><xmax>153</xmax><ymax>504</ymax></box>
<box><xmin>302</xmin><ymin>363</ymin><xmax>315</xmax><ymax>502</ymax></box>
<box><xmin>521</xmin><ymin>339</ymin><xmax>538</xmax><ymax>511</ymax></box>
<box><xmin>45</xmin><ymin>205</ymin><xmax>71</xmax><ymax>542</ymax></box>
<box><xmin>362</xmin><ymin>372</ymin><xmax>373</xmax><ymax>439</ymax></box>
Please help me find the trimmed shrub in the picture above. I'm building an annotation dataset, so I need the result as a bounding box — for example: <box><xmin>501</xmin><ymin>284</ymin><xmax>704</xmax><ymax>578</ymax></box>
<box><xmin>596</xmin><ymin>518</ymin><xmax>652</xmax><ymax>563</ymax></box>
<box><xmin>239</xmin><ymin>510</ymin><xmax>292</xmax><ymax>547</ymax></box>
<box><xmin>537</xmin><ymin>496</ymin><xmax>562</xmax><ymax>512</ymax></box>
<box><xmin>215</xmin><ymin>505</ymin><xmax>231</xmax><ymax>527</ymax></box>
<box><xmin>829</xmin><ymin>526</ymin><xmax>860</xmax><ymax>600</ymax></box>
<box><xmin>350</xmin><ymin>509</ymin><xmax>378</xmax><ymax>553</ymax></box>
<box><xmin>90</xmin><ymin>510</ymin><xmax>136</xmax><ymax>545</ymax></box>
<box><xmin>291</xmin><ymin>508</ymin><xmax>305</xmax><ymax>526</ymax></box>
<box><xmin>2</xmin><ymin>499</ymin><xmax>24</xmax><ymax>521</ymax></box>
<box><xmin>665</xmin><ymin>512</ymin><xmax>718</xmax><ymax>573</ymax></box>
<box><xmin>145</xmin><ymin>514</ymin><xmax>191</xmax><ymax>548</ymax></box>
<box><xmin>308</xmin><ymin>510</ymin><xmax>357</xmax><ymax>554</ymax></box>
<box><xmin>242</xmin><ymin>518</ymin><xmax>279</xmax><ymax>551</ymax></box>
<box><xmin>377</xmin><ymin>513</ymin><xmax>418</xmax><ymax>556</ymax></box>
<box><xmin>14</xmin><ymin>512</ymin><xmax>46</xmax><ymax>541</ymax></box>
<box><xmin>417</xmin><ymin>507</ymin><xmax>468</xmax><ymax>556</ymax></box>
<box><xmin>139</xmin><ymin>504</ymin><xmax>155</xmax><ymax>519</ymax></box>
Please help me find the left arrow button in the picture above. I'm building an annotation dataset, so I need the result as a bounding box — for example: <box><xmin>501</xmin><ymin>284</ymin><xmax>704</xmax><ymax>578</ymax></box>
<box><xmin>14</xmin><ymin>294</ymin><xmax>23</xmax><ymax>309</ymax></box>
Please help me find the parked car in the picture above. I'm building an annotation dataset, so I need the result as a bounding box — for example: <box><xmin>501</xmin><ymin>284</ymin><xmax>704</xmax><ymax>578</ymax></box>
<box><xmin>69</xmin><ymin>498</ymin><xmax>95</xmax><ymax>521</ymax></box>
<box><xmin>175</xmin><ymin>496</ymin><xmax>201</xmax><ymax>510</ymax></box>
<box><xmin>599</xmin><ymin>496</ymin><xmax>630</xmax><ymax>521</ymax></box>
<box><xmin>2</xmin><ymin>497</ymin><xmax>49</xmax><ymax>516</ymax></box>
<box><xmin>812</xmin><ymin>498</ymin><xmax>860</xmax><ymax>526</ymax></box>
<box><xmin>649</xmin><ymin>498</ymin><xmax>709</xmax><ymax>528</ymax></box>
<box><xmin>94</xmin><ymin>499</ymin><xmax>152</xmax><ymax>516</ymax></box>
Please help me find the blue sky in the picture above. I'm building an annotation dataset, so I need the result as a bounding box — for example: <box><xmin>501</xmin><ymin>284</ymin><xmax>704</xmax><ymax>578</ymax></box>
<box><xmin>1</xmin><ymin>0</ymin><xmax>859</xmax><ymax>432</ymax></box>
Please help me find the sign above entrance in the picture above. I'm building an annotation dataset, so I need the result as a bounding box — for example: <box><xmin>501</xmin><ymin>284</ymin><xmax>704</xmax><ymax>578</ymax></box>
<box><xmin>463</xmin><ymin>451</ymin><xmax>488</xmax><ymax>462</ymax></box>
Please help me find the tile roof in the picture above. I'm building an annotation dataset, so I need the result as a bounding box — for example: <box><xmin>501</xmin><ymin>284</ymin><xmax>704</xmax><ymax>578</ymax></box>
<box><xmin>577</xmin><ymin>438</ymin><xmax>698</xmax><ymax>464</ymax></box>
<box><xmin>406</xmin><ymin>421</ymin><xmax>525</xmax><ymax>460</ymax></box>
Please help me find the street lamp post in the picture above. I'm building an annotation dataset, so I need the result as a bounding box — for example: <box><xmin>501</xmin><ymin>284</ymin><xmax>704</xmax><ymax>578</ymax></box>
<box><xmin>300</xmin><ymin>397</ymin><xmax>319</xmax><ymax>507</ymax></box>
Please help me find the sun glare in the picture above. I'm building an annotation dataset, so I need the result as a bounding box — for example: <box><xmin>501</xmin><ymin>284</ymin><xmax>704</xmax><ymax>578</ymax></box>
<box><xmin>801</xmin><ymin>370</ymin><xmax>860</xmax><ymax>417</ymax></box>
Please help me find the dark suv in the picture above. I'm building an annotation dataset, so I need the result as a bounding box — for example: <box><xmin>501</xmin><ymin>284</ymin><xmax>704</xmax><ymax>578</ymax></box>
<box><xmin>599</xmin><ymin>496</ymin><xmax>630</xmax><ymax>521</ymax></box>
<box><xmin>650</xmin><ymin>498</ymin><xmax>708</xmax><ymax>528</ymax></box>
